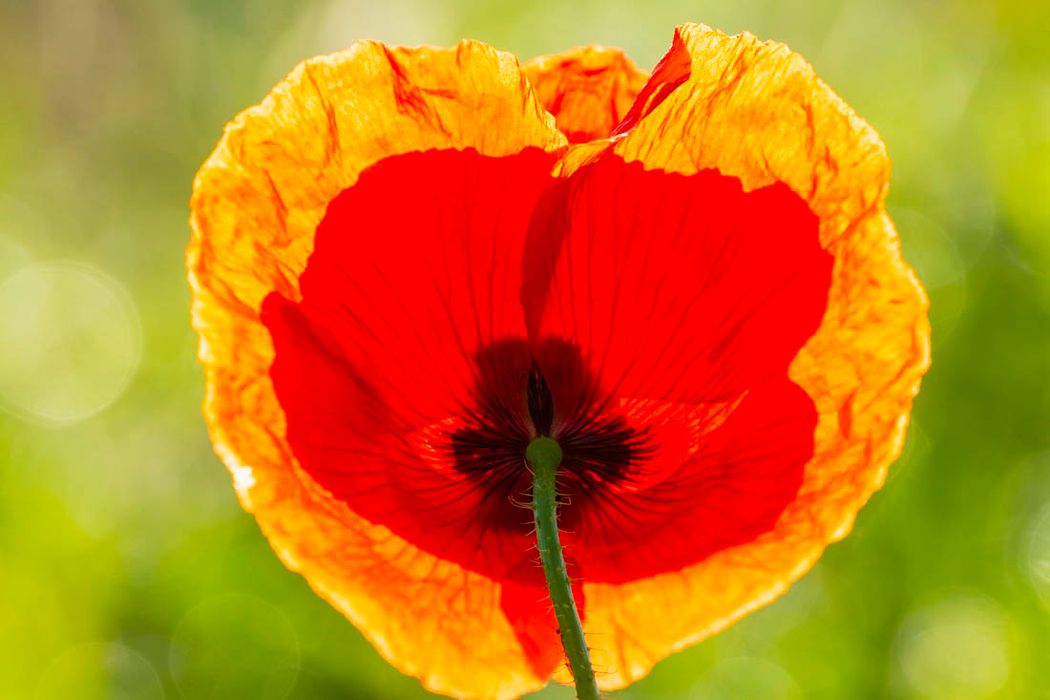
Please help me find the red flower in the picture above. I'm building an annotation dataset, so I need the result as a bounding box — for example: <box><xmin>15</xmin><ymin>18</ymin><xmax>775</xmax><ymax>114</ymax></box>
<box><xmin>189</xmin><ymin>24</ymin><xmax>929</xmax><ymax>700</ymax></box>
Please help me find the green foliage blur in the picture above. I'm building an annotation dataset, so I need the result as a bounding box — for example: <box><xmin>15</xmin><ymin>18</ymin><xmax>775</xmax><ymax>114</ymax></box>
<box><xmin>2</xmin><ymin>0</ymin><xmax>1048</xmax><ymax>698</ymax></box>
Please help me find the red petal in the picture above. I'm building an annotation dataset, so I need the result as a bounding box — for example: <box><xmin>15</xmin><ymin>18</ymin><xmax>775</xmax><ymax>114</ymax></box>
<box><xmin>262</xmin><ymin>148</ymin><xmax>556</xmax><ymax>577</ymax></box>
<box><xmin>564</xmin><ymin>378</ymin><xmax>816</xmax><ymax>582</ymax></box>
<box><xmin>523</xmin><ymin>154</ymin><xmax>832</xmax><ymax>403</ymax></box>
<box><xmin>521</xmin><ymin>154</ymin><xmax>833</xmax><ymax>580</ymax></box>
<box><xmin>613</xmin><ymin>29</ymin><xmax>691</xmax><ymax>136</ymax></box>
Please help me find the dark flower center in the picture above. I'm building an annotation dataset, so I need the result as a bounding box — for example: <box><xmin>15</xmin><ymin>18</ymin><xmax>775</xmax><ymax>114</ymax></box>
<box><xmin>447</xmin><ymin>338</ymin><xmax>653</xmax><ymax>504</ymax></box>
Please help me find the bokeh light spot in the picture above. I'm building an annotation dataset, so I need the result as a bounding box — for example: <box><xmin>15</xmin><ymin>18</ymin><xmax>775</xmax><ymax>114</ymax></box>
<box><xmin>1024</xmin><ymin>499</ymin><xmax>1050</xmax><ymax>604</ymax></box>
<box><xmin>894</xmin><ymin>595</ymin><xmax>1011</xmax><ymax>699</ymax></box>
<box><xmin>0</xmin><ymin>261</ymin><xmax>142</xmax><ymax>425</ymax></box>
<box><xmin>35</xmin><ymin>642</ymin><xmax>164</xmax><ymax>700</ymax></box>
<box><xmin>170</xmin><ymin>594</ymin><xmax>300</xmax><ymax>700</ymax></box>
<box><xmin>0</xmin><ymin>231</ymin><xmax>32</xmax><ymax>281</ymax></box>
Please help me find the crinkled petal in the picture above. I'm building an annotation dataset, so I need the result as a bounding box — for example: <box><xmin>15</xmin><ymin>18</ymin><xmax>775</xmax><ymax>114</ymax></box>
<box><xmin>519</xmin><ymin>150</ymin><xmax>832</xmax><ymax>589</ymax></box>
<box><xmin>262</xmin><ymin>146</ymin><xmax>557</xmax><ymax>627</ymax></box>
<box><xmin>573</xmin><ymin>23</ymin><xmax>930</xmax><ymax>690</ymax></box>
<box><xmin>188</xmin><ymin>40</ymin><xmax>565</xmax><ymax>700</ymax></box>
<box><xmin>188</xmin><ymin>24</ymin><xmax>930</xmax><ymax>698</ymax></box>
<box><xmin>523</xmin><ymin>46</ymin><xmax>648</xmax><ymax>143</ymax></box>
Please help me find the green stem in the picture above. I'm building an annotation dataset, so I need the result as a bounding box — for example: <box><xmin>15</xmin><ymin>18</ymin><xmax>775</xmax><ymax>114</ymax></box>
<box><xmin>527</xmin><ymin>437</ymin><xmax>600</xmax><ymax>700</ymax></box>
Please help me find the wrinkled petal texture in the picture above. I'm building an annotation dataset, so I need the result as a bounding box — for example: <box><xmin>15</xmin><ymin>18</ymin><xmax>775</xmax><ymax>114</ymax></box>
<box><xmin>261</xmin><ymin>147</ymin><xmax>553</xmax><ymax>582</ymax></box>
<box><xmin>581</xmin><ymin>25</ymin><xmax>930</xmax><ymax>686</ymax></box>
<box><xmin>523</xmin><ymin>46</ymin><xmax>648</xmax><ymax>143</ymax></box>
<box><xmin>521</xmin><ymin>156</ymin><xmax>832</xmax><ymax>586</ymax></box>
<box><xmin>189</xmin><ymin>40</ymin><xmax>567</xmax><ymax>700</ymax></box>
<box><xmin>188</xmin><ymin>23</ymin><xmax>929</xmax><ymax>700</ymax></box>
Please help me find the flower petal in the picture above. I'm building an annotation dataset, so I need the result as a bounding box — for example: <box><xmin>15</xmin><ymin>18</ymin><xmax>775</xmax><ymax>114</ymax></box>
<box><xmin>263</xmin><ymin>147</ymin><xmax>555</xmax><ymax>579</ymax></box>
<box><xmin>562</xmin><ymin>379</ymin><xmax>817</xmax><ymax>583</ymax></box>
<box><xmin>189</xmin><ymin>40</ymin><xmax>565</xmax><ymax>700</ymax></box>
<box><xmin>572</xmin><ymin>24</ymin><xmax>930</xmax><ymax>689</ymax></box>
<box><xmin>522</xmin><ymin>155</ymin><xmax>832</xmax><ymax>404</ymax></box>
<box><xmin>523</xmin><ymin>46</ymin><xmax>648</xmax><ymax>144</ymax></box>
<box><xmin>518</xmin><ymin>142</ymin><xmax>832</xmax><ymax>585</ymax></box>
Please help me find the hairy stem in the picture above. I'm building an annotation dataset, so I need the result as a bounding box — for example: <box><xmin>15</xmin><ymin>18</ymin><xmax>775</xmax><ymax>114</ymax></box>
<box><xmin>527</xmin><ymin>436</ymin><xmax>600</xmax><ymax>700</ymax></box>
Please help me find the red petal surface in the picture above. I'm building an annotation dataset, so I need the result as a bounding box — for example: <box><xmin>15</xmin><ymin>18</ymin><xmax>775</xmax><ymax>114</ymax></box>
<box><xmin>521</xmin><ymin>154</ymin><xmax>832</xmax><ymax>581</ymax></box>
<box><xmin>562</xmin><ymin>378</ymin><xmax>817</xmax><ymax>581</ymax></box>
<box><xmin>263</xmin><ymin>148</ymin><xmax>556</xmax><ymax>578</ymax></box>
<box><xmin>523</xmin><ymin>155</ymin><xmax>832</xmax><ymax>403</ymax></box>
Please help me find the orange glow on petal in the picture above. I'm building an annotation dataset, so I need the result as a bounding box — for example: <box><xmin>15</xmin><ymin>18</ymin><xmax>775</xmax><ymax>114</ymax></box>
<box><xmin>523</xmin><ymin>46</ymin><xmax>648</xmax><ymax>143</ymax></box>
<box><xmin>613</xmin><ymin>29</ymin><xmax>690</xmax><ymax>136</ymax></box>
<box><xmin>189</xmin><ymin>40</ymin><xmax>565</xmax><ymax>700</ymax></box>
<box><xmin>582</xmin><ymin>24</ymin><xmax>930</xmax><ymax>690</ymax></box>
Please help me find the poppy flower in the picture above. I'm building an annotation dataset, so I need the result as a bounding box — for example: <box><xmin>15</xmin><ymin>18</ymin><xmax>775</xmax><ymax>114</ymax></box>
<box><xmin>188</xmin><ymin>23</ymin><xmax>929</xmax><ymax>700</ymax></box>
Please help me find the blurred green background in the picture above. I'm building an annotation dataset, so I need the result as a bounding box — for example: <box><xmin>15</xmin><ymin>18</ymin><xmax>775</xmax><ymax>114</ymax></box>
<box><xmin>2</xmin><ymin>0</ymin><xmax>1049</xmax><ymax>698</ymax></box>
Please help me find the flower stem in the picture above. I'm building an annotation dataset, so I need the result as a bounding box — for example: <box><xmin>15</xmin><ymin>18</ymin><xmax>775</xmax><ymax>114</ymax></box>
<box><xmin>527</xmin><ymin>437</ymin><xmax>600</xmax><ymax>700</ymax></box>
